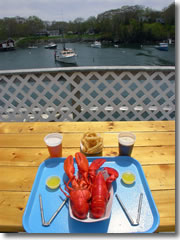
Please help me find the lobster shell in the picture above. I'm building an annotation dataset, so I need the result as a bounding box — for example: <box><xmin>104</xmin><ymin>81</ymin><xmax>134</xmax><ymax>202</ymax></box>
<box><xmin>90</xmin><ymin>171</ymin><xmax>110</xmax><ymax>218</ymax></box>
<box><xmin>70</xmin><ymin>188</ymin><xmax>91</xmax><ymax>219</ymax></box>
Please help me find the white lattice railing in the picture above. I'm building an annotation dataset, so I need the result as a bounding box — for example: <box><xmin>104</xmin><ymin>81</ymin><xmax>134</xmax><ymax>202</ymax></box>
<box><xmin>0</xmin><ymin>66</ymin><xmax>175</xmax><ymax>122</ymax></box>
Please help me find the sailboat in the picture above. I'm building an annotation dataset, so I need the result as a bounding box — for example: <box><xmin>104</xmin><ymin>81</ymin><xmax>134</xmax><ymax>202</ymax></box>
<box><xmin>54</xmin><ymin>43</ymin><xmax>77</xmax><ymax>64</ymax></box>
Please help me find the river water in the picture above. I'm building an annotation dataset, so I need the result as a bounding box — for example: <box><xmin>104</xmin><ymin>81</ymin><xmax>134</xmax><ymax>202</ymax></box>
<box><xmin>0</xmin><ymin>42</ymin><xmax>175</xmax><ymax>70</ymax></box>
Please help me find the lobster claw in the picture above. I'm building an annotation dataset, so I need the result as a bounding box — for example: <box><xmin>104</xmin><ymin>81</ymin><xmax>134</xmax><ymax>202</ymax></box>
<box><xmin>89</xmin><ymin>158</ymin><xmax>106</xmax><ymax>182</ymax></box>
<box><xmin>103</xmin><ymin>167</ymin><xmax>119</xmax><ymax>190</ymax></box>
<box><xmin>75</xmin><ymin>152</ymin><xmax>89</xmax><ymax>173</ymax></box>
<box><xmin>75</xmin><ymin>152</ymin><xmax>89</xmax><ymax>181</ymax></box>
<box><xmin>64</xmin><ymin>155</ymin><xmax>79</xmax><ymax>188</ymax></box>
<box><xmin>64</xmin><ymin>155</ymin><xmax>75</xmax><ymax>180</ymax></box>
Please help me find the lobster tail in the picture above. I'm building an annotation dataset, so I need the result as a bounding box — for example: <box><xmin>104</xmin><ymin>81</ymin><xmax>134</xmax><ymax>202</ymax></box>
<box><xmin>90</xmin><ymin>196</ymin><xmax>107</xmax><ymax>218</ymax></box>
<box><xmin>90</xmin><ymin>172</ymin><xmax>109</xmax><ymax>218</ymax></box>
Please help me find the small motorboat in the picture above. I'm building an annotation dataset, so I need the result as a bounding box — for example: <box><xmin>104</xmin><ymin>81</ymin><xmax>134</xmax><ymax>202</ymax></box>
<box><xmin>54</xmin><ymin>46</ymin><xmax>77</xmax><ymax>64</ymax></box>
<box><xmin>155</xmin><ymin>43</ymin><xmax>168</xmax><ymax>51</ymax></box>
<box><xmin>91</xmin><ymin>41</ymin><xmax>101</xmax><ymax>48</ymax></box>
<box><xmin>44</xmin><ymin>42</ymin><xmax>57</xmax><ymax>49</ymax></box>
<box><xmin>28</xmin><ymin>46</ymin><xmax>38</xmax><ymax>49</ymax></box>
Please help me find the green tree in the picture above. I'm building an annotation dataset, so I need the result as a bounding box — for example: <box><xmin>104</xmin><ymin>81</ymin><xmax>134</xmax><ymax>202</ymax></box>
<box><xmin>0</xmin><ymin>19</ymin><xmax>7</xmax><ymax>39</ymax></box>
<box><xmin>144</xmin><ymin>23</ymin><xmax>167</xmax><ymax>41</ymax></box>
<box><xmin>72</xmin><ymin>17</ymin><xmax>85</xmax><ymax>34</ymax></box>
<box><xmin>144</xmin><ymin>8</ymin><xmax>161</xmax><ymax>23</ymax></box>
<box><xmin>128</xmin><ymin>19</ymin><xmax>144</xmax><ymax>43</ymax></box>
<box><xmin>25</xmin><ymin>16</ymin><xmax>45</xmax><ymax>35</ymax></box>
<box><xmin>84</xmin><ymin>16</ymin><xmax>97</xmax><ymax>33</ymax></box>
<box><xmin>162</xmin><ymin>2</ymin><xmax>175</xmax><ymax>25</ymax></box>
<box><xmin>0</xmin><ymin>2</ymin><xmax>175</xmax><ymax>44</ymax></box>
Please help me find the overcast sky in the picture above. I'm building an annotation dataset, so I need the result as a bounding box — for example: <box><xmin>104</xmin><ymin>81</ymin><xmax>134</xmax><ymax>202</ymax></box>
<box><xmin>0</xmin><ymin>0</ymin><xmax>175</xmax><ymax>22</ymax></box>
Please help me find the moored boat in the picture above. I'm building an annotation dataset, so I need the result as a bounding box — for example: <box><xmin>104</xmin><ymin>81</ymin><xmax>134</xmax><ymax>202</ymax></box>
<box><xmin>91</xmin><ymin>41</ymin><xmax>101</xmax><ymax>48</ymax></box>
<box><xmin>44</xmin><ymin>42</ymin><xmax>57</xmax><ymax>49</ymax></box>
<box><xmin>0</xmin><ymin>39</ymin><xmax>15</xmax><ymax>51</ymax></box>
<box><xmin>28</xmin><ymin>46</ymin><xmax>38</xmax><ymax>49</ymax></box>
<box><xmin>54</xmin><ymin>46</ymin><xmax>77</xmax><ymax>64</ymax></box>
<box><xmin>155</xmin><ymin>43</ymin><xmax>168</xmax><ymax>51</ymax></box>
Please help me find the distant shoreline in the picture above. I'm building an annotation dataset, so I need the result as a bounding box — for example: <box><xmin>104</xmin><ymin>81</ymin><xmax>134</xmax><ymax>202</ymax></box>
<box><xmin>15</xmin><ymin>35</ymin><xmax>174</xmax><ymax>48</ymax></box>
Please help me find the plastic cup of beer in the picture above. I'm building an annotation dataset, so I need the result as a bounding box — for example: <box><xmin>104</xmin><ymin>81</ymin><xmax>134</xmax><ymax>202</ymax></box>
<box><xmin>44</xmin><ymin>133</ymin><xmax>63</xmax><ymax>158</ymax></box>
<box><xmin>118</xmin><ymin>132</ymin><xmax>136</xmax><ymax>156</ymax></box>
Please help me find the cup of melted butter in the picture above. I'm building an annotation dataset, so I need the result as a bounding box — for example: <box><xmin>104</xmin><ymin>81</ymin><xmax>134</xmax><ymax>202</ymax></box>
<box><xmin>121</xmin><ymin>171</ymin><xmax>136</xmax><ymax>185</ymax></box>
<box><xmin>46</xmin><ymin>176</ymin><xmax>61</xmax><ymax>189</ymax></box>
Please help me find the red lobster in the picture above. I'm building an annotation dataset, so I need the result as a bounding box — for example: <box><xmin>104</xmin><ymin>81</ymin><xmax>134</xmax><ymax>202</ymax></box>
<box><xmin>90</xmin><ymin>167</ymin><xmax>119</xmax><ymax>218</ymax></box>
<box><xmin>90</xmin><ymin>171</ymin><xmax>109</xmax><ymax>218</ymax></box>
<box><xmin>60</xmin><ymin>152</ymin><xmax>119</xmax><ymax>219</ymax></box>
<box><xmin>60</xmin><ymin>152</ymin><xmax>106</xmax><ymax>219</ymax></box>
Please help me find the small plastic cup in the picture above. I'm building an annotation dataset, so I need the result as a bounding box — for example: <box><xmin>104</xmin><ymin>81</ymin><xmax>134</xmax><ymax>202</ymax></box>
<box><xmin>44</xmin><ymin>133</ymin><xmax>63</xmax><ymax>157</ymax></box>
<box><xmin>46</xmin><ymin>176</ymin><xmax>61</xmax><ymax>189</ymax></box>
<box><xmin>121</xmin><ymin>171</ymin><xmax>136</xmax><ymax>185</ymax></box>
<box><xmin>118</xmin><ymin>132</ymin><xmax>136</xmax><ymax>156</ymax></box>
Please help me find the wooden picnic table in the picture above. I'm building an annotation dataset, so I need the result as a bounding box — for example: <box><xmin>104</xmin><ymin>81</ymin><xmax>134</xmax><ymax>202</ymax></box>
<box><xmin>0</xmin><ymin>121</ymin><xmax>175</xmax><ymax>233</ymax></box>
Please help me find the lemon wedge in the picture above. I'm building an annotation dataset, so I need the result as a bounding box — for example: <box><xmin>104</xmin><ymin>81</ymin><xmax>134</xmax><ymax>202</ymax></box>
<box><xmin>122</xmin><ymin>171</ymin><xmax>136</xmax><ymax>185</ymax></box>
<box><xmin>46</xmin><ymin>176</ymin><xmax>60</xmax><ymax>189</ymax></box>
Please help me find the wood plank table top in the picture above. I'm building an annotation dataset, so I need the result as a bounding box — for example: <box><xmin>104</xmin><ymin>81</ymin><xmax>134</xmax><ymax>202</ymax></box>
<box><xmin>0</xmin><ymin>121</ymin><xmax>175</xmax><ymax>233</ymax></box>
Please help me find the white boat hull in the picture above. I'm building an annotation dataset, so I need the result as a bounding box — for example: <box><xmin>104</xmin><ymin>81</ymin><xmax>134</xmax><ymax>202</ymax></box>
<box><xmin>155</xmin><ymin>43</ymin><xmax>168</xmax><ymax>51</ymax></box>
<box><xmin>91</xmin><ymin>44</ymin><xmax>101</xmax><ymax>48</ymax></box>
<box><xmin>55</xmin><ymin>55</ymin><xmax>77</xmax><ymax>64</ymax></box>
<box><xmin>91</xmin><ymin>41</ymin><xmax>101</xmax><ymax>48</ymax></box>
<box><xmin>45</xmin><ymin>43</ymin><xmax>57</xmax><ymax>49</ymax></box>
<box><xmin>28</xmin><ymin>46</ymin><xmax>38</xmax><ymax>49</ymax></box>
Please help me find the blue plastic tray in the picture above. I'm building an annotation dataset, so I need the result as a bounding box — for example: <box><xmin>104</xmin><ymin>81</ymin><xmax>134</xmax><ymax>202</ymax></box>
<box><xmin>23</xmin><ymin>156</ymin><xmax>159</xmax><ymax>233</ymax></box>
